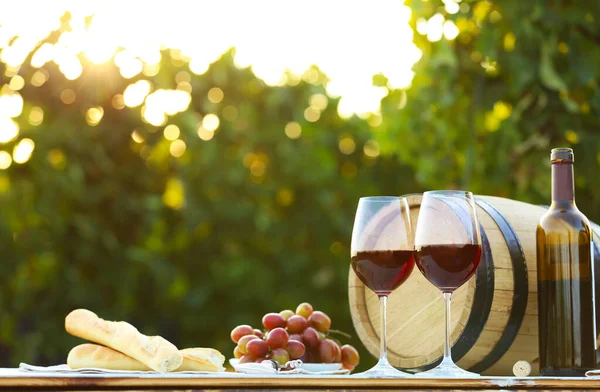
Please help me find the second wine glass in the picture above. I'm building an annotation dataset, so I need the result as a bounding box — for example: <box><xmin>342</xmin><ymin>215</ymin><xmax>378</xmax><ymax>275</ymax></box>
<box><xmin>414</xmin><ymin>191</ymin><xmax>482</xmax><ymax>378</ymax></box>
<box><xmin>350</xmin><ymin>196</ymin><xmax>414</xmax><ymax>378</ymax></box>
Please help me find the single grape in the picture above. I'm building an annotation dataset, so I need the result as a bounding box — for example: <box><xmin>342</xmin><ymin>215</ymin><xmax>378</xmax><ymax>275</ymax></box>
<box><xmin>296</xmin><ymin>302</ymin><xmax>313</xmax><ymax>318</ymax></box>
<box><xmin>333</xmin><ymin>342</ymin><xmax>342</xmax><ymax>363</ymax></box>
<box><xmin>342</xmin><ymin>363</ymin><xmax>356</xmax><ymax>372</ymax></box>
<box><xmin>318</xmin><ymin>339</ymin><xmax>337</xmax><ymax>363</ymax></box>
<box><xmin>253</xmin><ymin>329</ymin><xmax>264</xmax><ymax>338</ymax></box>
<box><xmin>238</xmin><ymin>334</ymin><xmax>260</xmax><ymax>354</ymax></box>
<box><xmin>233</xmin><ymin>346</ymin><xmax>243</xmax><ymax>359</ymax></box>
<box><xmin>308</xmin><ymin>311</ymin><xmax>331</xmax><ymax>332</ymax></box>
<box><xmin>247</xmin><ymin>338</ymin><xmax>269</xmax><ymax>358</ymax></box>
<box><xmin>266</xmin><ymin>327</ymin><xmax>289</xmax><ymax>349</ymax></box>
<box><xmin>231</xmin><ymin>325</ymin><xmax>254</xmax><ymax>343</ymax></box>
<box><xmin>286</xmin><ymin>340</ymin><xmax>306</xmax><ymax>360</ymax></box>
<box><xmin>262</xmin><ymin>313</ymin><xmax>287</xmax><ymax>330</ymax></box>
<box><xmin>238</xmin><ymin>354</ymin><xmax>256</xmax><ymax>364</ymax></box>
<box><xmin>341</xmin><ymin>345</ymin><xmax>360</xmax><ymax>366</ymax></box>
<box><xmin>279</xmin><ymin>309</ymin><xmax>295</xmax><ymax>320</ymax></box>
<box><xmin>271</xmin><ymin>348</ymin><xmax>290</xmax><ymax>365</ymax></box>
<box><xmin>298</xmin><ymin>350</ymin><xmax>311</xmax><ymax>363</ymax></box>
<box><xmin>287</xmin><ymin>315</ymin><xmax>308</xmax><ymax>333</ymax></box>
<box><xmin>289</xmin><ymin>333</ymin><xmax>303</xmax><ymax>343</ymax></box>
<box><xmin>303</xmin><ymin>327</ymin><xmax>319</xmax><ymax>348</ymax></box>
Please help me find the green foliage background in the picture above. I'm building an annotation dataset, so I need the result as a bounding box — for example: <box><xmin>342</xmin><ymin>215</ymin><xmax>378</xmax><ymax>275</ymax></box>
<box><xmin>0</xmin><ymin>0</ymin><xmax>599</xmax><ymax>372</ymax></box>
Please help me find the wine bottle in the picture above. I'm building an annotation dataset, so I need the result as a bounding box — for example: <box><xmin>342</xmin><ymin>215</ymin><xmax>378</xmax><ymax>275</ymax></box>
<box><xmin>536</xmin><ymin>147</ymin><xmax>597</xmax><ymax>376</ymax></box>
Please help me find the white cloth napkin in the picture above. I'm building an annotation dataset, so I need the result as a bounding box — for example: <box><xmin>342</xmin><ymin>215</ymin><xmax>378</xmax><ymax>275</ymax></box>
<box><xmin>232</xmin><ymin>360</ymin><xmax>350</xmax><ymax>375</ymax></box>
<box><xmin>18</xmin><ymin>363</ymin><xmax>225</xmax><ymax>375</ymax></box>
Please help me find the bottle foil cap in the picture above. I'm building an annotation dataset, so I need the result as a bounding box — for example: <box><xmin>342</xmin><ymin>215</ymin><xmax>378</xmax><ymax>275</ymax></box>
<box><xmin>551</xmin><ymin>147</ymin><xmax>574</xmax><ymax>162</ymax></box>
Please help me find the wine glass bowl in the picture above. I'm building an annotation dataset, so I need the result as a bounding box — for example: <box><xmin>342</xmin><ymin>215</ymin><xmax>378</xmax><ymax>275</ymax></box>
<box><xmin>414</xmin><ymin>191</ymin><xmax>482</xmax><ymax>378</ymax></box>
<box><xmin>350</xmin><ymin>196</ymin><xmax>414</xmax><ymax>378</ymax></box>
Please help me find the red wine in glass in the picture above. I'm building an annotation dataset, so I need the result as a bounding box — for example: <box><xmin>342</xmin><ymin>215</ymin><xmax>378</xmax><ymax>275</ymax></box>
<box><xmin>413</xmin><ymin>190</ymin><xmax>482</xmax><ymax>378</ymax></box>
<box><xmin>415</xmin><ymin>244</ymin><xmax>481</xmax><ymax>292</ymax></box>
<box><xmin>350</xmin><ymin>196</ymin><xmax>413</xmax><ymax>377</ymax></box>
<box><xmin>351</xmin><ymin>250</ymin><xmax>415</xmax><ymax>296</ymax></box>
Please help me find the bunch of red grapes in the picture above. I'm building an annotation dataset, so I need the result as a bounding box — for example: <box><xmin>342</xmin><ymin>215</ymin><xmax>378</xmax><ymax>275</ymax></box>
<box><xmin>230</xmin><ymin>302</ymin><xmax>360</xmax><ymax>371</ymax></box>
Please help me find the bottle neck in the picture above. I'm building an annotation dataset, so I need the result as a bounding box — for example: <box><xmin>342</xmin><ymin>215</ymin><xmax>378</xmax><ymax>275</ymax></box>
<box><xmin>551</xmin><ymin>161</ymin><xmax>574</xmax><ymax>203</ymax></box>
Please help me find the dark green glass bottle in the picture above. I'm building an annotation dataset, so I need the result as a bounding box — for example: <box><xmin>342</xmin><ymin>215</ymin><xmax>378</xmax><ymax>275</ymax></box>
<box><xmin>537</xmin><ymin>148</ymin><xmax>597</xmax><ymax>376</ymax></box>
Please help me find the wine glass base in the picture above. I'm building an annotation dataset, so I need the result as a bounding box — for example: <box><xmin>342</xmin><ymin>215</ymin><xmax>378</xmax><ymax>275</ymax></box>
<box><xmin>352</xmin><ymin>361</ymin><xmax>412</xmax><ymax>378</ymax></box>
<box><xmin>414</xmin><ymin>362</ymin><xmax>479</xmax><ymax>378</ymax></box>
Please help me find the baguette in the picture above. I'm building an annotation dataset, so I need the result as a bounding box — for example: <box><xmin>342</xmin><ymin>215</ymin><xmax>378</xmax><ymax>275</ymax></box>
<box><xmin>67</xmin><ymin>343</ymin><xmax>225</xmax><ymax>372</ymax></box>
<box><xmin>178</xmin><ymin>348</ymin><xmax>225</xmax><ymax>372</ymax></box>
<box><xmin>65</xmin><ymin>309</ymin><xmax>182</xmax><ymax>373</ymax></box>
<box><xmin>67</xmin><ymin>343</ymin><xmax>151</xmax><ymax>371</ymax></box>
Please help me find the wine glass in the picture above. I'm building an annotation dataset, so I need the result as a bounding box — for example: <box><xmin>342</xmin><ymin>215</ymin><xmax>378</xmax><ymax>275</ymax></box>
<box><xmin>413</xmin><ymin>191</ymin><xmax>482</xmax><ymax>378</ymax></box>
<box><xmin>350</xmin><ymin>196</ymin><xmax>415</xmax><ymax>378</ymax></box>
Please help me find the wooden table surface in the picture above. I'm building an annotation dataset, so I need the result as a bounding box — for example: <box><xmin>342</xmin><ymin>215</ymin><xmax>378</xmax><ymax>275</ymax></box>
<box><xmin>2</xmin><ymin>372</ymin><xmax>600</xmax><ymax>391</ymax></box>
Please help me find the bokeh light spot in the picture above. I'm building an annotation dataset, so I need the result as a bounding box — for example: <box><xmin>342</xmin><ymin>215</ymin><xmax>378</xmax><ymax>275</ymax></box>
<box><xmin>131</xmin><ymin>130</ymin><xmax>144</xmax><ymax>143</ymax></box>
<box><xmin>60</xmin><ymin>89</ymin><xmax>76</xmax><ymax>104</ymax></box>
<box><xmin>86</xmin><ymin>106</ymin><xmax>104</xmax><ymax>126</ymax></box>
<box><xmin>111</xmin><ymin>94</ymin><xmax>125</xmax><ymax>109</ymax></box>
<box><xmin>368</xmin><ymin>115</ymin><xmax>382</xmax><ymax>127</ymax></box>
<box><xmin>202</xmin><ymin>113</ymin><xmax>220</xmax><ymax>131</ymax></box>
<box><xmin>445</xmin><ymin>0</ymin><xmax>460</xmax><ymax>14</ymax></box>
<box><xmin>565</xmin><ymin>130</ymin><xmax>579</xmax><ymax>144</ymax></box>
<box><xmin>197</xmin><ymin>126</ymin><xmax>214</xmax><ymax>141</ymax></box>
<box><xmin>0</xmin><ymin>151</ymin><xmax>12</xmax><ymax>170</ymax></box>
<box><xmin>490</xmin><ymin>10</ymin><xmax>502</xmax><ymax>23</ymax></box>
<box><xmin>47</xmin><ymin>149</ymin><xmax>66</xmax><ymax>170</ymax></box>
<box><xmin>164</xmin><ymin>124</ymin><xmax>180</xmax><ymax>141</ymax></box>
<box><xmin>363</xmin><ymin>139</ymin><xmax>381</xmax><ymax>158</ymax></box>
<box><xmin>338</xmin><ymin>136</ymin><xmax>356</xmax><ymax>155</ymax></box>
<box><xmin>0</xmin><ymin>92</ymin><xmax>23</xmax><ymax>117</ymax></box>
<box><xmin>250</xmin><ymin>160</ymin><xmax>266</xmax><ymax>177</ymax></box>
<box><xmin>162</xmin><ymin>177</ymin><xmax>185</xmax><ymax>210</ymax></box>
<box><xmin>29</xmin><ymin>106</ymin><xmax>44</xmax><ymax>126</ymax></box>
<box><xmin>189</xmin><ymin>59</ymin><xmax>209</xmax><ymax>75</ymax></box>
<box><xmin>426</xmin><ymin>14</ymin><xmax>444</xmax><ymax>42</ymax></box>
<box><xmin>208</xmin><ymin>87</ymin><xmax>224</xmax><ymax>103</ymax></box>
<box><xmin>0</xmin><ymin>118</ymin><xmax>19</xmax><ymax>143</ymax></box>
<box><xmin>9</xmin><ymin>75</ymin><xmax>25</xmax><ymax>91</ymax></box>
<box><xmin>177</xmin><ymin>82</ymin><xmax>192</xmax><ymax>93</ymax></box>
<box><xmin>124</xmin><ymin>80</ymin><xmax>151</xmax><ymax>107</ymax></box>
<box><xmin>175</xmin><ymin>71</ymin><xmax>191</xmax><ymax>83</ymax></box>
<box><xmin>304</xmin><ymin>107</ymin><xmax>320</xmax><ymax>122</ymax></box>
<box><xmin>59</xmin><ymin>57</ymin><xmax>83</xmax><ymax>80</ymax></box>
<box><xmin>169</xmin><ymin>139</ymin><xmax>187</xmax><ymax>157</ymax></box>
<box><xmin>119</xmin><ymin>58</ymin><xmax>143</xmax><ymax>78</ymax></box>
<box><xmin>13</xmin><ymin>138</ymin><xmax>35</xmax><ymax>164</ymax></box>
<box><xmin>31</xmin><ymin>69</ymin><xmax>49</xmax><ymax>87</ymax></box>
<box><xmin>443</xmin><ymin>20</ymin><xmax>459</xmax><ymax>40</ymax></box>
<box><xmin>276</xmin><ymin>188</ymin><xmax>295</xmax><ymax>206</ymax></box>
<box><xmin>284</xmin><ymin>122</ymin><xmax>302</xmax><ymax>139</ymax></box>
<box><xmin>143</xmin><ymin>63</ymin><xmax>160</xmax><ymax>77</ymax></box>
<box><xmin>309</xmin><ymin>94</ymin><xmax>328</xmax><ymax>111</ymax></box>
<box><xmin>504</xmin><ymin>32</ymin><xmax>516</xmax><ymax>52</ymax></box>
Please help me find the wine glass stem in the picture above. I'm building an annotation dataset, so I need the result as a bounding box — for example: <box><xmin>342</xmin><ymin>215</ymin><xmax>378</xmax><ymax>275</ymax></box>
<box><xmin>443</xmin><ymin>291</ymin><xmax>454</xmax><ymax>365</ymax></box>
<box><xmin>379</xmin><ymin>295</ymin><xmax>388</xmax><ymax>364</ymax></box>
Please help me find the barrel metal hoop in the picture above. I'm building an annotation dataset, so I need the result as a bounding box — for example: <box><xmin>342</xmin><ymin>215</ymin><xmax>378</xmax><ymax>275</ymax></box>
<box><xmin>469</xmin><ymin>198</ymin><xmax>529</xmax><ymax>373</ymax></box>
<box><xmin>452</xmin><ymin>224</ymin><xmax>495</xmax><ymax>361</ymax></box>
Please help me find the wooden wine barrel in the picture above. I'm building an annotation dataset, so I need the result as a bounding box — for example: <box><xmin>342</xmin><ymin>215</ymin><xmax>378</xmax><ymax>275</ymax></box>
<box><xmin>348</xmin><ymin>194</ymin><xmax>600</xmax><ymax>376</ymax></box>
